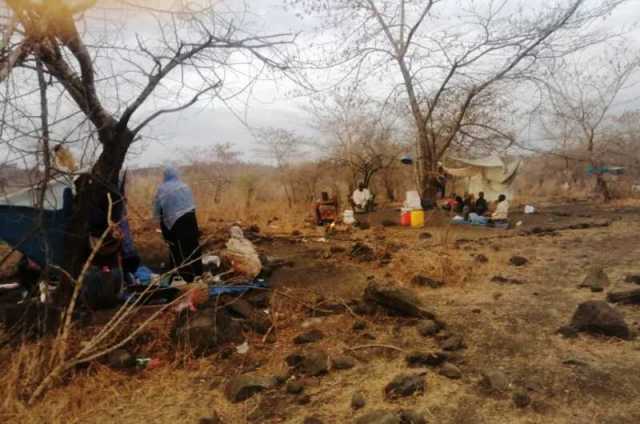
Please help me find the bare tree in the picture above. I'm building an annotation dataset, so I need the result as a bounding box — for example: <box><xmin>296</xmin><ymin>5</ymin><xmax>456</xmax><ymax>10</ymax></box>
<box><xmin>292</xmin><ymin>0</ymin><xmax>629</xmax><ymax>200</ymax></box>
<box><xmin>0</xmin><ymin>1</ymin><xmax>295</xmax><ymax>300</ymax></box>
<box><xmin>314</xmin><ymin>94</ymin><xmax>404</xmax><ymax>195</ymax></box>
<box><xmin>182</xmin><ymin>142</ymin><xmax>240</xmax><ymax>204</ymax></box>
<box><xmin>540</xmin><ymin>45</ymin><xmax>640</xmax><ymax>200</ymax></box>
<box><xmin>254</xmin><ymin>126</ymin><xmax>308</xmax><ymax>208</ymax></box>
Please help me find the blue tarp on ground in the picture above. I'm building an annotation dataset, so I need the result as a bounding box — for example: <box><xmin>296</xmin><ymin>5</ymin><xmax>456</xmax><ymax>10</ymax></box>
<box><xmin>0</xmin><ymin>188</ymin><xmax>72</xmax><ymax>267</ymax></box>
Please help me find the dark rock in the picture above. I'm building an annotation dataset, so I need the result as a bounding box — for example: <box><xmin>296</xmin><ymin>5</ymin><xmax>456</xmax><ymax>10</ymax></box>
<box><xmin>171</xmin><ymin>308</ymin><xmax>243</xmax><ymax>356</ymax></box>
<box><xmin>397</xmin><ymin>409</ymin><xmax>427</xmax><ymax>424</ymax></box>
<box><xmin>351</xmin><ymin>391</ymin><xmax>366</xmax><ymax>410</ymax></box>
<box><xmin>474</xmin><ymin>254</ymin><xmax>489</xmax><ymax>263</ymax></box>
<box><xmin>479</xmin><ymin>370</ymin><xmax>509</xmax><ymax>393</ymax></box>
<box><xmin>355</xmin><ymin>410</ymin><xmax>401</xmax><ymax>424</ymax></box>
<box><xmin>410</xmin><ymin>275</ymin><xmax>444</xmax><ymax>289</ymax></box>
<box><xmin>332</xmin><ymin>355</ymin><xmax>356</xmax><ymax>370</ymax></box>
<box><xmin>286</xmin><ymin>349</ymin><xmax>330</xmax><ymax>376</ymax></box>
<box><xmin>579</xmin><ymin>267</ymin><xmax>609</xmax><ymax>292</ymax></box>
<box><xmin>568</xmin><ymin>301</ymin><xmax>631</xmax><ymax>339</ymax></box>
<box><xmin>303</xmin><ymin>417</ymin><xmax>324</xmax><ymax>424</ymax></box>
<box><xmin>382</xmin><ymin>219</ymin><xmax>397</xmax><ymax>227</ymax></box>
<box><xmin>286</xmin><ymin>380</ymin><xmax>304</xmax><ymax>395</ymax></box>
<box><xmin>293</xmin><ymin>329</ymin><xmax>325</xmax><ymax>345</ymax></box>
<box><xmin>353</xmin><ymin>300</ymin><xmax>378</xmax><ymax>315</ymax></box>
<box><xmin>509</xmin><ymin>256</ymin><xmax>528</xmax><ymax>267</ymax></box>
<box><xmin>273</xmin><ymin>371</ymin><xmax>290</xmax><ymax>385</ymax></box>
<box><xmin>379</xmin><ymin>252</ymin><xmax>393</xmax><ymax>266</ymax></box>
<box><xmin>351</xmin><ymin>242</ymin><xmax>376</xmax><ymax>262</ymax></box>
<box><xmin>440</xmin><ymin>334</ymin><xmax>465</xmax><ymax>351</ymax></box>
<box><xmin>107</xmin><ymin>349</ymin><xmax>135</xmax><ymax>370</ymax></box>
<box><xmin>416</xmin><ymin>319</ymin><xmax>441</xmax><ymax>337</ymax></box>
<box><xmin>352</xmin><ymin>320</ymin><xmax>367</xmax><ymax>331</ymax></box>
<box><xmin>384</xmin><ymin>373</ymin><xmax>426</xmax><ymax>399</ymax></box>
<box><xmin>438</xmin><ymin>363</ymin><xmax>462</xmax><ymax>379</ymax></box>
<box><xmin>198</xmin><ymin>414</ymin><xmax>223</xmax><ymax>424</ymax></box>
<box><xmin>490</xmin><ymin>276</ymin><xmax>524</xmax><ymax>285</ymax></box>
<box><xmin>291</xmin><ymin>230</ymin><xmax>302</xmax><ymax>236</ymax></box>
<box><xmin>557</xmin><ymin>326</ymin><xmax>579</xmax><ymax>338</ymax></box>
<box><xmin>225</xmin><ymin>298</ymin><xmax>271</xmax><ymax>334</ymax></box>
<box><xmin>406</xmin><ymin>351</ymin><xmax>448</xmax><ymax>367</ymax></box>
<box><xmin>607</xmin><ymin>289</ymin><xmax>640</xmax><ymax>305</ymax></box>
<box><xmin>624</xmin><ymin>275</ymin><xmax>640</xmax><ymax>285</ymax></box>
<box><xmin>363</xmin><ymin>281</ymin><xmax>436</xmax><ymax>319</ymax></box>
<box><xmin>512</xmin><ymin>388</ymin><xmax>531</xmax><ymax>408</ymax></box>
<box><xmin>419</xmin><ymin>232</ymin><xmax>432</xmax><ymax>240</ymax></box>
<box><xmin>297</xmin><ymin>394</ymin><xmax>311</xmax><ymax>405</ymax></box>
<box><xmin>224</xmin><ymin>374</ymin><xmax>275</xmax><ymax>402</ymax></box>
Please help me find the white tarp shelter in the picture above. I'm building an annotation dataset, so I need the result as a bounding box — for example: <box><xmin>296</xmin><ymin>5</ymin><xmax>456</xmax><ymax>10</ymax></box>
<box><xmin>0</xmin><ymin>173</ymin><xmax>77</xmax><ymax>210</ymax></box>
<box><xmin>443</xmin><ymin>154</ymin><xmax>521</xmax><ymax>201</ymax></box>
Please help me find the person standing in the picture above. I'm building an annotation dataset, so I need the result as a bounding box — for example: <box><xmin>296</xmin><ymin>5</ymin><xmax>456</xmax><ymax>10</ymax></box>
<box><xmin>351</xmin><ymin>183</ymin><xmax>372</xmax><ymax>212</ymax></box>
<box><xmin>153</xmin><ymin>166</ymin><xmax>202</xmax><ymax>282</ymax></box>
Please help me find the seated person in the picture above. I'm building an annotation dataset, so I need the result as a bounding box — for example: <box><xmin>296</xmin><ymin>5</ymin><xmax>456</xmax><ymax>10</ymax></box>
<box><xmin>314</xmin><ymin>191</ymin><xmax>338</xmax><ymax>225</ymax></box>
<box><xmin>463</xmin><ymin>193</ymin><xmax>476</xmax><ymax>220</ymax></box>
<box><xmin>453</xmin><ymin>195</ymin><xmax>464</xmax><ymax>214</ymax></box>
<box><xmin>351</xmin><ymin>183</ymin><xmax>372</xmax><ymax>213</ymax></box>
<box><xmin>489</xmin><ymin>194</ymin><xmax>510</xmax><ymax>225</ymax></box>
<box><xmin>475</xmin><ymin>191</ymin><xmax>489</xmax><ymax>216</ymax></box>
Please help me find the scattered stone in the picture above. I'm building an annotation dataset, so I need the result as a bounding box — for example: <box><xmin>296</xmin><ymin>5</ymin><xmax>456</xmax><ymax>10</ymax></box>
<box><xmin>351</xmin><ymin>242</ymin><xmax>376</xmax><ymax>262</ymax></box>
<box><xmin>382</xmin><ymin>219</ymin><xmax>397</xmax><ymax>227</ymax></box>
<box><xmin>363</xmin><ymin>280</ymin><xmax>436</xmax><ymax>319</ymax></box>
<box><xmin>490</xmin><ymin>276</ymin><xmax>524</xmax><ymax>285</ymax></box>
<box><xmin>566</xmin><ymin>301</ymin><xmax>631</xmax><ymax>339</ymax></box>
<box><xmin>352</xmin><ymin>320</ymin><xmax>367</xmax><ymax>331</ymax></box>
<box><xmin>303</xmin><ymin>417</ymin><xmax>324</xmax><ymax>424</ymax></box>
<box><xmin>351</xmin><ymin>391</ymin><xmax>366</xmax><ymax>410</ymax></box>
<box><xmin>410</xmin><ymin>275</ymin><xmax>444</xmax><ymax>289</ymax></box>
<box><xmin>198</xmin><ymin>414</ymin><xmax>223</xmax><ymax>424</ymax></box>
<box><xmin>416</xmin><ymin>319</ymin><xmax>441</xmax><ymax>337</ymax></box>
<box><xmin>607</xmin><ymin>288</ymin><xmax>640</xmax><ymax>305</ymax></box>
<box><xmin>384</xmin><ymin>373</ymin><xmax>426</xmax><ymax>399</ymax></box>
<box><xmin>512</xmin><ymin>388</ymin><xmax>531</xmax><ymax>408</ymax></box>
<box><xmin>273</xmin><ymin>371</ymin><xmax>290</xmax><ymax>386</ymax></box>
<box><xmin>419</xmin><ymin>232</ymin><xmax>432</xmax><ymax>240</ymax></box>
<box><xmin>379</xmin><ymin>252</ymin><xmax>393</xmax><ymax>266</ymax></box>
<box><xmin>624</xmin><ymin>275</ymin><xmax>640</xmax><ymax>285</ymax></box>
<box><xmin>171</xmin><ymin>308</ymin><xmax>243</xmax><ymax>356</ymax></box>
<box><xmin>479</xmin><ymin>370</ymin><xmax>509</xmax><ymax>393</ymax></box>
<box><xmin>297</xmin><ymin>394</ymin><xmax>311</xmax><ymax>405</ymax></box>
<box><xmin>224</xmin><ymin>374</ymin><xmax>275</xmax><ymax>403</ymax></box>
<box><xmin>286</xmin><ymin>349</ymin><xmax>330</xmax><ymax>376</ymax></box>
<box><xmin>474</xmin><ymin>254</ymin><xmax>489</xmax><ymax>263</ymax></box>
<box><xmin>291</xmin><ymin>230</ymin><xmax>302</xmax><ymax>236</ymax></box>
<box><xmin>472</xmin><ymin>308</ymin><xmax>481</xmax><ymax>314</ymax></box>
<box><xmin>286</xmin><ymin>380</ymin><xmax>304</xmax><ymax>395</ymax></box>
<box><xmin>557</xmin><ymin>326</ymin><xmax>578</xmax><ymax>338</ymax></box>
<box><xmin>332</xmin><ymin>355</ymin><xmax>356</xmax><ymax>370</ymax></box>
<box><xmin>225</xmin><ymin>298</ymin><xmax>271</xmax><ymax>334</ymax></box>
<box><xmin>107</xmin><ymin>349</ymin><xmax>135</xmax><ymax>370</ymax></box>
<box><xmin>406</xmin><ymin>351</ymin><xmax>448</xmax><ymax>367</ymax></box>
<box><xmin>438</xmin><ymin>363</ymin><xmax>462</xmax><ymax>379</ymax></box>
<box><xmin>355</xmin><ymin>410</ymin><xmax>401</xmax><ymax>424</ymax></box>
<box><xmin>579</xmin><ymin>267</ymin><xmax>609</xmax><ymax>292</ymax></box>
<box><xmin>397</xmin><ymin>409</ymin><xmax>427</xmax><ymax>424</ymax></box>
<box><xmin>293</xmin><ymin>329</ymin><xmax>325</xmax><ymax>345</ymax></box>
<box><xmin>440</xmin><ymin>334</ymin><xmax>465</xmax><ymax>351</ymax></box>
<box><xmin>509</xmin><ymin>256</ymin><xmax>528</xmax><ymax>267</ymax></box>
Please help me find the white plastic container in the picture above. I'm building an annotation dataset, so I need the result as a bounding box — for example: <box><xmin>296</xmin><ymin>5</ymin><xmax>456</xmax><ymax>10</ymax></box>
<box><xmin>343</xmin><ymin>209</ymin><xmax>355</xmax><ymax>225</ymax></box>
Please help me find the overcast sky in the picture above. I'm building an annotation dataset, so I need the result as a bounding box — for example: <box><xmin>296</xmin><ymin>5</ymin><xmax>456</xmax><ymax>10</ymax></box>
<box><xmin>4</xmin><ymin>0</ymin><xmax>640</xmax><ymax>168</ymax></box>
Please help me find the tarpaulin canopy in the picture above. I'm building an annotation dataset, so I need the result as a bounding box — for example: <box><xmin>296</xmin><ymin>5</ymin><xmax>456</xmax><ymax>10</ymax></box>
<box><xmin>443</xmin><ymin>154</ymin><xmax>521</xmax><ymax>201</ymax></box>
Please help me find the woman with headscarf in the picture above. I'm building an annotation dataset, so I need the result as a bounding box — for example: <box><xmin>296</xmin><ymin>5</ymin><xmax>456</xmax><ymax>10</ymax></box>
<box><xmin>153</xmin><ymin>166</ymin><xmax>203</xmax><ymax>282</ymax></box>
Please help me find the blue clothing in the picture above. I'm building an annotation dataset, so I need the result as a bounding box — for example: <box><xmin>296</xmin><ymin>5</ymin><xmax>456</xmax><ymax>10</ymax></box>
<box><xmin>153</xmin><ymin>166</ymin><xmax>195</xmax><ymax>230</ymax></box>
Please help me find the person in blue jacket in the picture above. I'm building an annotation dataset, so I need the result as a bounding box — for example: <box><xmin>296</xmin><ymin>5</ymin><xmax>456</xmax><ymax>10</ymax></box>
<box><xmin>153</xmin><ymin>166</ymin><xmax>203</xmax><ymax>282</ymax></box>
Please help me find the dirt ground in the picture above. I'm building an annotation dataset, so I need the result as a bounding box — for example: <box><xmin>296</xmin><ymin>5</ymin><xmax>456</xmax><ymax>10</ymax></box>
<box><xmin>3</xmin><ymin>200</ymin><xmax>640</xmax><ymax>423</ymax></box>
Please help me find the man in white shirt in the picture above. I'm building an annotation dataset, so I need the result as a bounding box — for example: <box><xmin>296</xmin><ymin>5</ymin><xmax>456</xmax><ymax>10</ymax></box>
<box><xmin>491</xmin><ymin>194</ymin><xmax>510</xmax><ymax>223</ymax></box>
<box><xmin>352</xmin><ymin>183</ymin><xmax>372</xmax><ymax>212</ymax></box>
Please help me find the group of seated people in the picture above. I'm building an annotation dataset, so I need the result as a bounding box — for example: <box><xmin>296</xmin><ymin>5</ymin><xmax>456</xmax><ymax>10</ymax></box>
<box><xmin>443</xmin><ymin>191</ymin><xmax>510</xmax><ymax>226</ymax></box>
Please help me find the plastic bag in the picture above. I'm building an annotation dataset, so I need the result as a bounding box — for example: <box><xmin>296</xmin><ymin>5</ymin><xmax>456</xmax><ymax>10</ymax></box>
<box><xmin>224</xmin><ymin>226</ymin><xmax>262</xmax><ymax>278</ymax></box>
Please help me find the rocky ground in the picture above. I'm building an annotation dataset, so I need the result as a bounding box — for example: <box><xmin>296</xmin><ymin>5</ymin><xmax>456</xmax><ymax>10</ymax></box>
<box><xmin>3</xmin><ymin>200</ymin><xmax>640</xmax><ymax>423</ymax></box>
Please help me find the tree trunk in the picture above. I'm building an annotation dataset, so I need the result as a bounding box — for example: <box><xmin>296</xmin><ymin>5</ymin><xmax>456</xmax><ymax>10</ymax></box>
<box><xmin>55</xmin><ymin>128</ymin><xmax>133</xmax><ymax>306</ymax></box>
